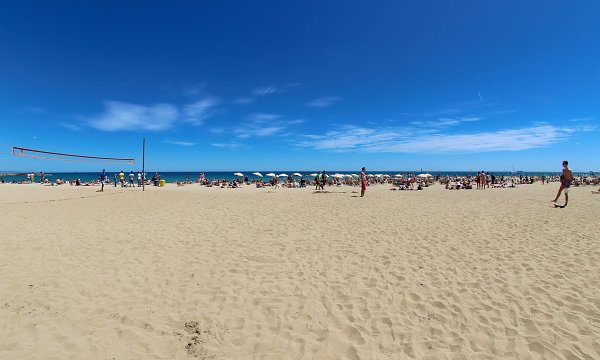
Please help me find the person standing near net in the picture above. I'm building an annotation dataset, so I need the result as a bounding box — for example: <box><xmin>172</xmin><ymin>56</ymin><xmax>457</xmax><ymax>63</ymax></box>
<box><xmin>119</xmin><ymin>170</ymin><xmax>125</xmax><ymax>187</ymax></box>
<box><xmin>129</xmin><ymin>171</ymin><xmax>135</xmax><ymax>187</ymax></box>
<box><xmin>360</xmin><ymin>167</ymin><xmax>367</xmax><ymax>197</ymax></box>
<box><xmin>100</xmin><ymin>169</ymin><xmax>106</xmax><ymax>191</ymax></box>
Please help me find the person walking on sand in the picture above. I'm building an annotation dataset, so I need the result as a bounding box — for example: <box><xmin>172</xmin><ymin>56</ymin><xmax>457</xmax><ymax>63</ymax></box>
<box><xmin>480</xmin><ymin>171</ymin><xmax>486</xmax><ymax>190</ymax></box>
<box><xmin>100</xmin><ymin>169</ymin><xmax>106</xmax><ymax>192</ymax></box>
<box><xmin>129</xmin><ymin>171</ymin><xmax>135</xmax><ymax>187</ymax></box>
<box><xmin>360</xmin><ymin>167</ymin><xmax>367</xmax><ymax>197</ymax></box>
<box><xmin>119</xmin><ymin>170</ymin><xmax>125</xmax><ymax>187</ymax></box>
<box><xmin>320</xmin><ymin>171</ymin><xmax>327</xmax><ymax>190</ymax></box>
<box><xmin>552</xmin><ymin>160</ymin><xmax>573</xmax><ymax>207</ymax></box>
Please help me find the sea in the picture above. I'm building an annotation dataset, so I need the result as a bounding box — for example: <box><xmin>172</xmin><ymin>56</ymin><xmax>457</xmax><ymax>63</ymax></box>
<box><xmin>0</xmin><ymin>171</ymin><xmax>577</xmax><ymax>183</ymax></box>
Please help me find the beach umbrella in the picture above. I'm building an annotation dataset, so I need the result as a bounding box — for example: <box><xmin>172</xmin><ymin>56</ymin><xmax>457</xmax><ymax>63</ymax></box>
<box><xmin>375</xmin><ymin>174</ymin><xmax>384</xmax><ymax>177</ymax></box>
<box><xmin>351</xmin><ymin>174</ymin><xmax>359</xmax><ymax>178</ymax></box>
<box><xmin>266</xmin><ymin>173</ymin><xmax>276</xmax><ymax>177</ymax></box>
<box><xmin>278</xmin><ymin>173</ymin><xmax>288</xmax><ymax>177</ymax></box>
<box><xmin>292</xmin><ymin>172</ymin><xmax>303</xmax><ymax>177</ymax></box>
<box><xmin>382</xmin><ymin>174</ymin><xmax>391</xmax><ymax>178</ymax></box>
<box><xmin>234</xmin><ymin>172</ymin><xmax>244</xmax><ymax>177</ymax></box>
<box><xmin>417</xmin><ymin>173</ymin><xmax>432</xmax><ymax>178</ymax></box>
<box><xmin>252</xmin><ymin>172</ymin><xmax>263</xmax><ymax>177</ymax></box>
<box><xmin>395</xmin><ymin>174</ymin><xmax>403</xmax><ymax>178</ymax></box>
<box><xmin>345</xmin><ymin>174</ymin><xmax>354</xmax><ymax>178</ymax></box>
<box><xmin>309</xmin><ymin>173</ymin><xmax>318</xmax><ymax>177</ymax></box>
<box><xmin>333</xmin><ymin>173</ymin><xmax>344</xmax><ymax>178</ymax></box>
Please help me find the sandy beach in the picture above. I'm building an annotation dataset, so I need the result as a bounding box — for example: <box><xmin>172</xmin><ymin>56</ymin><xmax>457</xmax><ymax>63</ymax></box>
<box><xmin>1</xmin><ymin>182</ymin><xmax>599</xmax><ymax>359</ymax></box>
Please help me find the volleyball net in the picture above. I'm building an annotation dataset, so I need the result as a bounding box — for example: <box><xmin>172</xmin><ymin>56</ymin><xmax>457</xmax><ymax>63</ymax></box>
<box><xmin>12</xmin><ymin>146</ymin><xmax>135</xmax><ymax>164</ymax></box>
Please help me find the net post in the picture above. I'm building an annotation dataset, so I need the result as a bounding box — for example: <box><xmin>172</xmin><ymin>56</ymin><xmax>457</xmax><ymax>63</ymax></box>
<box><xmin>142</xmin><ymin>138</ymin><xmax>146</xmax><ymax>192</ymax></box>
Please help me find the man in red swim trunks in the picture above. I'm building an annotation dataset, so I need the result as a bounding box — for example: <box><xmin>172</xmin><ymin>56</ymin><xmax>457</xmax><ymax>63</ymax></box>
<box><xmin>360</xmin><ymin>167</ymin><xmax>367</xmax><ymax>197</ymax></box>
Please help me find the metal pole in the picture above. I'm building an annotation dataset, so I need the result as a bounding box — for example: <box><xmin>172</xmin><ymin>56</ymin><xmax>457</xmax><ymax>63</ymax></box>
<box><xmin>142</xmin><ymin>138</ymin><xmax>146</xmax><ymax>191</ymax></box>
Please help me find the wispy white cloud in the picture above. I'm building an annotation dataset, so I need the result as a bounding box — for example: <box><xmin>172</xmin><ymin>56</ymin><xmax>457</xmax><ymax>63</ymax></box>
<box><xmin>252</xmin><ymin>85</ymin><xmax>281</xmax><ymax>96</ymax></box>
<box><xmin>88</xmin><ymin>101</ymin><xmax>179</xmax><ymax>131</ymax></box>
<box><xmin>250</xmin><ymin>113</ymin><xmax>281</xmax><ymax>121</ymax></box>
<box><xmin>163</xmin><ymin>140</ymin><xmax>196</xmax><ymax>146</ymax></box>
<box><xmin>410</xmin><ymin>116</ymin><xmax>481</xmax><ymax>128</ymax></box>
<box><xmin>234</xmin><ymin>97</ymin><xmax>254</xmax><ymax>104</ymax></box>
<box><xmin>251</xmin><ymin>83</ymin><xmax>299</xmax><ymax>97</ymax></box>
<box><xmin>423</xmin><ymin>108</ymin><xmax>461</xmax><ymax>117</ymax></box>
<box><xmin>58</xmin><ymin>122</ymin><xmax>81</xmax><ymax>131</ymax></box>
<box><xmin>86</xmin><ymin>97</ymin><xmax>219</xmax><ymax>132</ymax></box>
<box><xmin>568</xmin><ymin>117</ymin><xmax>594</xmax><ymax>122</ymax></box>
<box><xmin>383</xmin><ymin>126</ymin><xmax>569</xmax><ymax>152</ymax></box>
<box><xmin>233</xmin><ymin>113</ymin><xmax>301</xmax><ymax>138</ymax></box>
<box><xmin>297</xmin><ymin>124</ymin><xmax>592</xmax><ymax>153</ymax></box>
<box><xmin>299</xmin><ymin>127</ymin><xmax>406</xmax><ymax>150</ymax></box>
<box><xmin>182</xmin><ymin>97</ymin><xmax>220</xmax><ymax>125</ymax></box>
<box><xmin>307</xmin><ymin>96</ymin><xmax>341</xmax><ymax>108</ymax></box>
<box><xmin>183</xmin><ymin>82</ymin><xmax>207</xmax><ymax>97</ymax></box>
<box><xmin>16</xmin><ymin>106</ymin><xmax>46</xmax><ymax>115</ymax></box>
<box><xmin>235</xmin><ymin>125</ymin><xmax>285</xmax><ymax>138</ymax></box>
<box><xmin>211</xmin><ymin>142</ymin><xmax>241</xmax><ymax>149</ymax></box>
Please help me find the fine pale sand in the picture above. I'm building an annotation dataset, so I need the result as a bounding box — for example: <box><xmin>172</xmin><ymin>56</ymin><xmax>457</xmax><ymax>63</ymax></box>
<box><xmin>1</xmin><ymin>183</ymin><xmax>599</xmax><ymax>359</ymax></box>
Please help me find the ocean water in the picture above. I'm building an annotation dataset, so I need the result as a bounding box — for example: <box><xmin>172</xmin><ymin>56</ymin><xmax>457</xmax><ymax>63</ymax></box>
<box><xmin>0</xmin><ymin>170</ymin><xmax>573</xmax><ymax>183</ymax></box>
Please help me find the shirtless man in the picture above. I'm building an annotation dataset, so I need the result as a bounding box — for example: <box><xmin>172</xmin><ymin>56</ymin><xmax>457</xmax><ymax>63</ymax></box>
<box><xmin>552</xmin><ymin>160</ymin><xmax>573</xmax><ymax>207</ymax></box>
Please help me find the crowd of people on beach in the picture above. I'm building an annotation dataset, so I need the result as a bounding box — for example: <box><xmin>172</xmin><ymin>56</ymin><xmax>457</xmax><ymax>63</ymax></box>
<box><xmin>3</xmin><ymin>164</ymin><xmax>599</xmax><ymax>202</ymax></box>
<box><xmin>440</xmin><ymin>171</ymin><xmax>598</xmax><ymax>191</ymax></box>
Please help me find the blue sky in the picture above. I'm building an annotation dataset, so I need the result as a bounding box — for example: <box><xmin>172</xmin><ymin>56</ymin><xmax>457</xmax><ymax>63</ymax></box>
<box><xmin>1</xmin><ymin>1</ymin><xmax>598</xmax><ymax>172</ymax></box>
